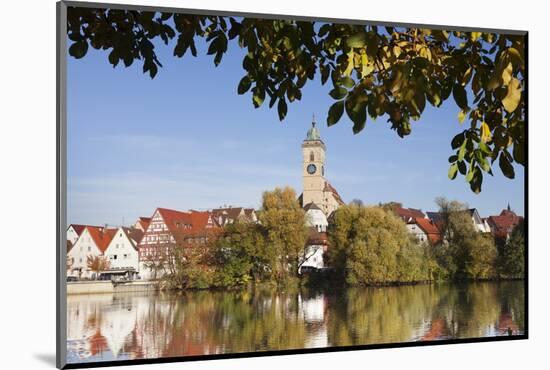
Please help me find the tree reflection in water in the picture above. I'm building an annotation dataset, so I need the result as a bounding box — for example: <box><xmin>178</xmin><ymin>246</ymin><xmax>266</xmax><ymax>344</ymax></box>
<box><xmin>66</xmin><ymin>281</ymin><xmax>524</xmax><ymax>364</ymax></box>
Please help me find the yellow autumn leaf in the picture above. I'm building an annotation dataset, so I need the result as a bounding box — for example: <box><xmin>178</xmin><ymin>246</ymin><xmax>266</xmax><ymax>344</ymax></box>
<box><xmin>480</xmin><ymin>121</ymin><xmax>492</xmax><ymax>143</ymax></box>
<box><xmin>458</xmin><ymin>109</ymin><xmax>467</xmax><ymax>124</ymax></box>
<box><xmin>344</xmin><ymin>50</ymin><xmax>354</xmax><ymax>77</ymax></box>
<box><xmin>502</xmin><ymin>77</ymin><xmax>522</xmax><ymax>113</ymax></box>
<box><xmin>501</xmin><ymin>62</ymin><xmax>513</xmax><ymax>86</ymax></box>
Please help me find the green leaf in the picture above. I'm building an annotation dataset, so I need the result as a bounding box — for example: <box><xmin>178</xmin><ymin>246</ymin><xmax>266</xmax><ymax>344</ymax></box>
<box><xmin>341</xmin><ymin>76</ymin><xmax>355</xmax><ymax>88</ymax></box>
<box><xmin>329</xmin><ymin>87</ymin><xmax>348</xmax><ymax>100</ymax></box>
<box><xmin>252</xmin><ymin>87</ymin><xmax>265</xmax><ymax>108</ymax></box>
<box><xmin>513</xmin><ymin>140</ymin><xmax>525</xmax><ymax>166</ymax></box>
<box><xmin>346</xmin><ymin>32</ymin><xmax>368</xmax><ymax>48</ymax></box>
<box><xmin>277</xmin><ymin>98</ymin><xmax>287</xmax><ymax>121</ymax></box>
<box><xmin>108</xmin><ymin>49</ymin><xmax>119</xmax><ymax>66</ymax></box>
<box><xmin>469</xmin><ymin>166</ymin><xmax>483</xmax><ymax>193</ymax></box>
<box><xmin>237</xmin><ymin>76</ymin><xmax>252</xmax><ymax>95</ymax></box>
<box><xmin>479</xmin><ymin>141</ymin><xmax>492</xmax><ymax>155</ymax></box>
<box><xmin>327</xmin><ymin>101</ymin><xmax>345</xmax><ymax>126</ymax></box>
<box><xmin>318</xmin><ymin>24</ymin><xmax>331</xmax><ymax>37</ymax></box>
<box><xmin>458</xmin><ymin>160</ymin><xmax>467</xmax><ymax>175</ymax></box>
<box><xmin>458</xmin><ymin>139</ymin><xmax>468</xmax><ymax>161</ymax></box>
<box><xmin>448</xmin><ymin>163</ymin><xmax>458</xmax><ymax>180</ymax></box>
<box><xmin>499</xmin><ymin>152</ymin><xmax>515</xmax><ymax>179</ymax></box>
<box><xmin>452</xmin><ymin>84</ymin><xmax>468</xmax><ymax>110</ymax></box>
<box><xmin>502</xmin><ymin>77</ymin><xmax>522</xmax><ymax>113</ymax></box>
<box><xmin>451</xmin><ymin>132</ymin><xmax>465</xmax><ymax>149</ymax></box>
<box><xmin>68</xmin><ymin>41</ymin><xmax>88</xmax><ymax>59</ymax></box>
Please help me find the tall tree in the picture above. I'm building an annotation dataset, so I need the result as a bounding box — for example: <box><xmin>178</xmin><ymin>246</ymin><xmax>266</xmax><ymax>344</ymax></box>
<box><xmin>498</xmin><ymin>219</ymin><xmax>525</xmax><ymax>278</ymax></box>
<box><xmin>258</xmin><ymin>187</ymin><xmax>308</xmax><ymax>281</ymax></box>
<box><xmin>434</xmin><ymin>197</ymin><xmax>497</xmax><ymax>279</ymax></box>
<box><xmin>327</xmin><ymin>204</ymin><xmax>429</xmax><ymax>285</ymax></box>
<box><xmin>67</xmin><ymin>7</ymin><xmax>525</xmax><ymax>193</ymax></box>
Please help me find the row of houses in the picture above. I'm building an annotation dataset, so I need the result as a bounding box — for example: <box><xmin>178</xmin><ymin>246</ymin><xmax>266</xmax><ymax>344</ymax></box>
<box><xmin>391</xmin><ymin>203</ymin><xmax>523</xmax><ymax>245</ymax></box>
<box><xmin>67</xmin><ymin>206</ymin><xmax>261</xmax><ymax>280</ymax></box>
<box><xmin>66</xmin><ymin>201</ymin><xmax>522</xmax><ymax>280</ymax></box>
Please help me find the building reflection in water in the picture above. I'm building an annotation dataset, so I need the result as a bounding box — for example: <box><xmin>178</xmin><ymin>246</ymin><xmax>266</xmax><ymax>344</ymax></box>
<box><xmin>66</xmin><ymin>282</ymin><xmax>524</xmax><ymax>364</ymax></box>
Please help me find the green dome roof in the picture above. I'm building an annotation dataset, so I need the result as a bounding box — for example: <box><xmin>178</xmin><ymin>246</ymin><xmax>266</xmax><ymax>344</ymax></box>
<box><xmin>306</xmin><ymin>120</ymin><xmax>321</xmax><ymax>141</ymax></box>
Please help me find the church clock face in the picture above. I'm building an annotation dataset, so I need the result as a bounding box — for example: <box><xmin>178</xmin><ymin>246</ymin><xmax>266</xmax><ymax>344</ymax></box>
<box><xmin>307</xmin><ymin>164</ymin><xmax>317</xmax><ymax>175</ymax></box>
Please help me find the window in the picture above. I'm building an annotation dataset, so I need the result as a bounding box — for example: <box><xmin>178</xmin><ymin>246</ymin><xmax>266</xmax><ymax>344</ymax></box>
<box><xmin>310</xmin><ymin>151</ymin><xmax>314</xmax><ymax>162</ymax></box>
<box><xmin>79</xmin><ymin>258</ymin><xmax>82</xmax><ymax>263</ymax></box>
<box><xmin>113</xmin><ymin>255</ymin><xmax>117</xmax><ymax>260</ymax></box>
<box><xmin>124</xmin><ymin>254</ymin><xmax>128</xmax><ymax>259</ymax></box>
<box><xmin>87</xmin><ymin>246</ymin><xmax>91</xmax><ymax>252</ymax></box>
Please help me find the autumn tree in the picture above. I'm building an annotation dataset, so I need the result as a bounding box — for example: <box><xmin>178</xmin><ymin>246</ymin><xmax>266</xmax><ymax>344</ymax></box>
<box><xmin>434</xmin><ymin>197</ymin><xmax>497</xmax><ymax>279</ymax></box>
<box><xmin>213</xmin><ymin>221</ymin><xmax>271</xmax><ymax>287</ymax></box>
<box><xmin>498</xmin><ymin>219</ymin><xmax>525</xmax><ymax>278</ymax></box>
<box><xmin>86</xmin><ymin>255</ymin><xmax>111</xmax><ymax>279</ymax></box>
<box><xmin>66</xmin><ymin>7</ymin><xmax>525</xmax><ymax>193</ymax></box>
<box><xmin>162</xmin><ymin>242</ymin><xmax>215</xmax><ymax>290</ymax></box>
<box><xmin>258</xmin><ymin>187</ymin><xmax>308</xmax><ymax>282</ymax></box>
<box><xmin>327</xmin><ymin>204</ymin><xmax>430</xmax><ymax>285</ymax></box>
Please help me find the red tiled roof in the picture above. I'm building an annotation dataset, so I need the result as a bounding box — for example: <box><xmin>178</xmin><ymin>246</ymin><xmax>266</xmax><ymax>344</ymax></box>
<box><xmin>136</xmin><ymin>217</ymin><xmax>151</xmax><ymax>231</ymax></box>
<box><xmin>156</xmin><ymin>208</ymin><xmax>220</xmax><ymax>242</ymax></box>
<box><xmin>394</xmin><ymin>207</ymin><xmax>426</xmax><ymax>221</ymax></box>
<box><xmin>69</xmin><ymin>224</ymin><xmax>88</xmax><ymax>236</ymax></box>
<box><xmin>323</xmin><ymin>181</ymin><xmax>345</xmax><ymax>205</ymax></box>
<box><xmin>87</xmin><ymin>226</ymin><xmax>117</xmax><ymax>253</ymax></box>
<box><xmin>487</xmin><ymin>211</ymin><xmax>523</xmax><ymax>239</ymax></box>
<box><xmin>122</xmin><ymin>227</ymin><xmax>145</xmax><ymax>247</ymax></box>
<box><xmin>414</xmin><ymin>217</ymin><xmax>442</xmax><ymax>244</ymax></box>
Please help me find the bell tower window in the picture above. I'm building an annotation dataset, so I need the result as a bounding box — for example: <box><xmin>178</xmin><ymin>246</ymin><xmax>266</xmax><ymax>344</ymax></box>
<box><xmin>310</xmin><ymin>151</ymin><xmax>315</xmax><ymax>162</ymax></box>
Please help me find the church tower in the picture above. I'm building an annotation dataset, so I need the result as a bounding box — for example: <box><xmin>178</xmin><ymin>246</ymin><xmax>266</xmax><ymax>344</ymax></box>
<box><xmin>301</xmin><ymin>116</ymin><xmax>343</xmax><ymax>216</ymax></box>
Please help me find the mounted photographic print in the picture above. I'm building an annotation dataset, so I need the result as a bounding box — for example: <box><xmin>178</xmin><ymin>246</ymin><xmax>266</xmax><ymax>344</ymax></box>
<box><xmin>56</xmin><ymin>1</ymin><xmax>528</xmax><ymax>368</ymax></box>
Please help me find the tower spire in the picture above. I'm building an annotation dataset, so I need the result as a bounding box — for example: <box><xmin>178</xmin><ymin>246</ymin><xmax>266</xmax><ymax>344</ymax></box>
<box><xmin>507</xmin><ymin>202</ymin><xmax>511</xmax><ymax>211</ymax></box>
<box><xmin>312</xmin><ymin>113</ymin><xmax>316</xmax><ymax>127</ymax></box>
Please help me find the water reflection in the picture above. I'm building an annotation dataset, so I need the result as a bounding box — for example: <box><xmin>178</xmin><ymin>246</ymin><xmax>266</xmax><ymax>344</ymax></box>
<box><xmin>67</xmin><ymin>281</ymin><xmax>524</xmax><ymax>364</ymax></box>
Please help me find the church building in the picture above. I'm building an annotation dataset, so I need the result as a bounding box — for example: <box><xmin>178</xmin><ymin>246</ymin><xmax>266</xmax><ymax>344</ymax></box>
<box><xmin>299</xmin><ymin>118</ymin><xmax>344</xmax><ymax>217</ymax></box>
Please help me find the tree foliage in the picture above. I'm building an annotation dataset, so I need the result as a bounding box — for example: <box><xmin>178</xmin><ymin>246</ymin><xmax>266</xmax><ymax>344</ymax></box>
<box><xmin>258</xmin><ymin>187</ymin><xmax>308</xmax><ymax>282</ymax></box>
<box><xmin>498</xmin><ymin>219</ymin><xmax>525</xmax><ymax>277</ymax></box>
<box><xmin>67</xmin><ymin>7</ymin><xmax>525</xmax><ymax>193</ymax></box>
<box><xmin>327</xmin><ymin>204</ymin><xmax>430</xmax><ymax>285</ymax></box>
<box><xmin>86</xmin><ymin>255</ymin><xmax>110</xmax><ymax>278</ymax></box>
<box><xmin>434</xmin><ymin>197</ymin><xmax>497</xmax><ymax>279</ymax></box>
<box><xmin>213</xmin><ymin>222</ymin><xmax>271</xmax><ymax>287</ymax></box>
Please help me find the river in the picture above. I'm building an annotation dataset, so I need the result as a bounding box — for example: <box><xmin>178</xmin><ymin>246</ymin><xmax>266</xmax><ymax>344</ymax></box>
<box><xmin>66</xmin><ymin>281</ymin><xmax>524</xmax><ymax>364</ymax></box>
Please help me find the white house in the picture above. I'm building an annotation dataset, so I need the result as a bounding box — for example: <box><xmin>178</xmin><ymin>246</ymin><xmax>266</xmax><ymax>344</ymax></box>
<box><xmin>67</xmin><ymin>226</ymin><xmax>116</xmax><ymax>279</ymax></box>
<box><xmin>102</xmin><ymin>227</ymin><xmax>144</xmax><ymax>280</ymax></box>
<box><xmin>299</xmin><ymin>203</ymin><xmax>329</xmax><ymax>273</ymax></box>
<box><xmin>67</xmin><ymin>224</ymin><xmax>88</xmax><ymax>245</ymax></box>
<box><xmin>427</xmin><ymin>208</ymin><xmax>491</xmax><ymax>233</ymax></box>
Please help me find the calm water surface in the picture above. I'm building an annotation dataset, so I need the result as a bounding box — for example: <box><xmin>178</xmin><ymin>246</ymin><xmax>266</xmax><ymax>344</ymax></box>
<box><xmin>66</xmin><ymin>281</ymin><xmax>524</xmax><ymax>363</ymax></box>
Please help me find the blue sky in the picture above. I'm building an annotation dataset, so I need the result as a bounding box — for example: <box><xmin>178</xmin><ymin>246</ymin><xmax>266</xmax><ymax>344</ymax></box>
<box><xmin>67</xmin><ymin>27</ymin><xmax>524</xmax><ymax>226</ymax></box>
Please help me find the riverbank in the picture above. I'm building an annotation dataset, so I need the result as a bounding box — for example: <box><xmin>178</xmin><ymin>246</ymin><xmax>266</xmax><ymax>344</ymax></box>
<box><xmin>67</xmin><ymin>280</ymin><xmax>159</xmax><ymax>295</ymax></box>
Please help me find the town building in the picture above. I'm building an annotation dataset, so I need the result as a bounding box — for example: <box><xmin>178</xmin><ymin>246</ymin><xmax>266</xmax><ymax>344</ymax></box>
<box><xmin>67</xmin><ymin>224</ymin><xmax>89</xmax><ymax>245</ymax></box>
<box><xmin>299</xmin><ymin>118</ymin><xmax>344</xmax><ymax>217</ymax></box>
<box><xmin>67</xmin><ymin>226</ymin><xmax>117</xmax><ymax>279</ymax></box>
<box><xmin>211</xmin><ymin>207</ymin><xmax>257</xmax><ymax>226</ymax></box>
<box><xmin>408</xmin><ymin>217</ymin><xmax>442</xmax><ymax>245</ymax></box>
<box><xmin>102</xmin><ymin>227</ymin><xmax>144</xmax><ymax>280</ymax></box>
<box><xmin>138</xmin><ymin>208</ymin><xmax>221</xmax><ymax>280</ymax></box>
<box><xmin>300</xmin><ymin>203</ymin><xmax>329</xmax><ymax>273</ymax></box>
<box><xmin>427</xmin><ymin>208</ymin><xmax>491</xmax><ymax>233</ymax></box>
<box><xmin>133</xmin><ymin>217</ymin><xmax>151</xmax><ymax>232</ymax></box>
<box><xmin>486</xmin><ymin>204</ymin><xmax>524</xmax><ymax>240</ymax></box>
